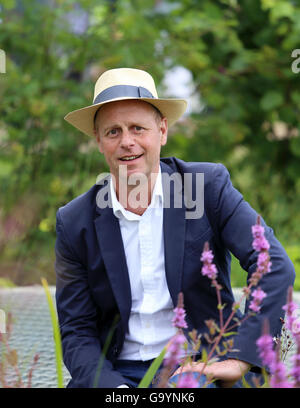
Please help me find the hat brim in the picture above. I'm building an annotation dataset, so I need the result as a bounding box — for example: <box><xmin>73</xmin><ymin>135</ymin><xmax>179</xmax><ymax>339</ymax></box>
<box><xmin>64</xmin><ymin>97</ymin><xmax>187</xmax><ymax>138</ymax></box>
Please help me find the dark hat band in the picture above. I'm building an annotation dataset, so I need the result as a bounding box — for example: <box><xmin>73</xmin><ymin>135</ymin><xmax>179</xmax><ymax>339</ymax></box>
<box><xmin>93</xmin><ymin>85</ymin><xmax>155</xmax><ymax>105</ymax></box>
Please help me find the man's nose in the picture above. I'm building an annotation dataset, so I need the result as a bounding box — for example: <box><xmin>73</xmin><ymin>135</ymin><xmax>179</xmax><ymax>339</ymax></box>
<box><xmin>120</xmin><ymin>129</ymin><xmax>135</xmax><ymax>148</ymax></box>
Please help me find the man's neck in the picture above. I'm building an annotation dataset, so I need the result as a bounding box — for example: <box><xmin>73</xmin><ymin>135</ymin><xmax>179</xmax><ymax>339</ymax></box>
<box><xmin>114</xmin><ymin>170</ymin><xmax>159</xmax><ymax>216</ymax></box>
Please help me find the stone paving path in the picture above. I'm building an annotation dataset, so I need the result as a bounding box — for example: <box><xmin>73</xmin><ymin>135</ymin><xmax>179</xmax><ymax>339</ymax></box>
<box><xmin>0</xmin><ymin>286</ymin><xmax>299</xmax><ymax>388</ymax></box>
<box><xmin>0</xmin><ymin>286</ymin><xmax>71</xmax><ymax>388</ymax></box>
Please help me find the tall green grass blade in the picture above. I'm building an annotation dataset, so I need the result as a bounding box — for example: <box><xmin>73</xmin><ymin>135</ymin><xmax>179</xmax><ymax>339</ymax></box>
<box><xmin>41</xmin><ymin>278</ymin><xmax>64</xmax><ymax>388</ymax></box>
<box><xmin>137</xmin><ymin>347</ymin><xmax>166</xmax><ymax>388</ymax></box>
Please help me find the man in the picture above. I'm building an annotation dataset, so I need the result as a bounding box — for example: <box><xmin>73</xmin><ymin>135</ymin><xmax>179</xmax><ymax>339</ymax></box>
<box><xmin>56</xmin><ymin>68</ymin><xmax>295</xmax><ymax>388</ymax></box>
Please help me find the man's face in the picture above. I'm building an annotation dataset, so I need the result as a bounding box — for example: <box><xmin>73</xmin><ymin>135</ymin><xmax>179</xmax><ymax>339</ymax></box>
<box><xmin>94</xmin><ymin>100</ymin><xmax>168</xmax><ymax>183</ymax></box>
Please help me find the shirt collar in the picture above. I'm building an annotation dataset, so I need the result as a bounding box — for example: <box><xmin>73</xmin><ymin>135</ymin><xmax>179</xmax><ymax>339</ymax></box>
<box><xmin>109</xmin><ymin>165</ymin><xmax>163</xmax><ymax>220</ymax></box>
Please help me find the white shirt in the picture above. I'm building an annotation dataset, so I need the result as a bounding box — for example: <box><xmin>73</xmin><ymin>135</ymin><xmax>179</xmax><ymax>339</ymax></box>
<box><xmin>109</xmin><ymin>166</ymin><xmax>176</xmax><ymax>361</ymax></box>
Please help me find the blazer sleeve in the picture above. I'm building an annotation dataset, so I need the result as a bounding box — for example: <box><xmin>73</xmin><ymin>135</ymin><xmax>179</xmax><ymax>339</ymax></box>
<box><xmin>209</xmin><ymin>163</ymin><xmax>295</xmax><ymax>370</ymax></box>
<box><xmin>55</xmin><ymin>210</ymin><xmax>128</xmax><ymax>388</ymax></box>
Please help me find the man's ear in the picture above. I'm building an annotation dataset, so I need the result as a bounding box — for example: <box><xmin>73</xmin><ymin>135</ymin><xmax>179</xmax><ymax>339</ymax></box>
<box><xmin>160</xmin><ymin>117</ymin><xmax>168</xmax><ymax>146</ymax></box>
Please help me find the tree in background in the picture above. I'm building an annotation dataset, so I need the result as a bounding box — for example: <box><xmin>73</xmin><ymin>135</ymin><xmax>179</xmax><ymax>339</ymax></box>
<box><xmin>0</xmin><ymin>0</ymin><xmax>299</xmax><ymax>285</ymax></box>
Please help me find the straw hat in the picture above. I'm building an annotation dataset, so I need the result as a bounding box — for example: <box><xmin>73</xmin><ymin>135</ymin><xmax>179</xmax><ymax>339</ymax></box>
<box><xmin>64</xmin><ymin>68</ymin><xmax>188</xmax><ymax>137</ymax></box>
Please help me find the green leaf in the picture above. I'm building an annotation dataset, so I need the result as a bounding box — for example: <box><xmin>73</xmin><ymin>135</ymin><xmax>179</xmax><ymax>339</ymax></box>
<box><xmin>201</xmin><ymin>347</ymin><xmax>208</xmax><ymax>363</ymax></box>
<box><xmin>260</xmin><ymin>91</ymin><xmax>284</xmax><ymax>111</ymax></box>
<box><xmin>41</xmin><ymin>278</ymin><xmax>64</xmax><ymax>388</ymax></box>
<box><xmin>291</xmin><ymin>137</ymin><xmax>300</xmax><ymax>158</ymax></box>
<box><xmin>217</xmin><ymin>303</ymin><xmax>226</xmax><ymax>310</ymax></box>
<box><xmin>137</xmin><ymin>347</ymin><xmax>166</xmax><ymax>388</ymax></box>
<box><xmin>271</xmin><ymin>2</ymin><xmax>294</xmax><ymax>21</ymax></box>
<box><xmin>222</xmin><ymin>331</ymin><xmax>238</xmax><ymax>337</ymax></box>
<box><xmin>0</xmin><ymin>160</ymin><xmax>13</xmax><ymax>177</ymax></box>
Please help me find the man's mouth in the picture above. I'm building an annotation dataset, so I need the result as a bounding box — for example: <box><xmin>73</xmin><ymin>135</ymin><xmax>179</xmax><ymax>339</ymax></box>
<box><xmin>119</xmin><ymin>154</ymin><xmax>143</xmax><ymax>162</ymax></box>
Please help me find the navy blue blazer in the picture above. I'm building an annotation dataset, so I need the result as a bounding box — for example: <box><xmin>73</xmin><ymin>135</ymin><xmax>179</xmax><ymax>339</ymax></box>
<box><xmin>55</xmin><ymin>157</ymin><xmax>295</xmax><ymax>388</ymax></box>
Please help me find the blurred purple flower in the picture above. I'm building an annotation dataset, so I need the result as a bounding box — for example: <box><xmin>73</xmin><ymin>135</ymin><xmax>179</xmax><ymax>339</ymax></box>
<box><xmin>252</xmin><ymin>288</ymin><xmax>267</xmax><ymax>302</ymax></box>
<box><xmin>172</xmin><ymin>307</ymin><xmax>188</xmax><ymax>329</ymax></box>
<box><xmin>201</xmin><ymin>242</ymin><xmax>218</xmax><ymax>280</ymax></box>
<box><xmin>270</xmin><ymin>360</ymin><xmax>293</xmax><ymax>388</ymax></box>
<box><xmin>200</xmin><ymin>249</ymin><xmax>214</xmax><ymax>264</ymax></box>
<box><xmin>256</xmin><ymin>333</ymin><xmax>276</xmax><ymax>368</ymax></box>
<box><xmin>249</xmin><ymin>216</ymin><xmax>272</xmax><ymax>287</ymax></box>
<box><xmin>164</xmin><ymin>333</ymin><xmax>186</xmax><ymax>369</ymax></box>
<box><xmin>257</xmin><ymin>323</ymin><xmax>293</xmax><ymax>388</ymax></box>
<box><xmin>283</xmin><ymin>301</ymin><xmax>299</xmax><ymax>333</ymax></box>
<box><xmin>253</xmin><ymin>236</ymin><xmax>270</xmax><ymax>252</ymax></box>
<box><xmin>177</xmin><ymin>372</ymin><xmax>198</xmax><ymax>388</ymax></box>
<box><xmin>249</xmin><ymin>287</ymin><xmax>267</xmax><ymax>313</ymax></box>
<box><xmin>257</xmin><ymin>252</ymin><xmax>272</xmax><ymax>274</ymax></box>
<box><xmin>252</xmin><ymin>223</ymin><xmax>265</xmax><ymax>238</ymax></box>
<box><xmin>249</xmin><ymin>302</ymin><xmax>261</xmax><ymax>313</ymax></box>
<box><xmin>252</xmin><ymin>218</ymin><xmax>270</xmax><ymax>252</ymax></box>
<box><xmin>201</xmin><ymin>264</ymin><xmax>218</xmax><ymax>280</ymax></box>
<box><xmin>172</xmin><ymin>292</ymin><xmax>188</xmax><ymax>329</ymax></box>
<box><xmin>282</xmin><ymin>287</ymin><xmax>300</xmax><ymax>387</ymax></box>
<box><xmin>290</xmin><ymin>353</ymin><xmax>300</xmax><ymax>384</ymax></box>
<box><xmin>282</xmin><ymin>287</ymin><xmax>300</xmax><ymax>338</ymax></box>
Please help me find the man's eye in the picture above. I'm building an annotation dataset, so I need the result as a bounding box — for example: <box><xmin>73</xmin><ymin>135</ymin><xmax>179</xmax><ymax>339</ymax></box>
<box><xmin>108</xmin><ymin>129</ymin><xmax>118</xmax><ymax>136</ymax></box>
<box><xmin>134</xmin><ymin>126</ymin><xmax>143</xmax><ymax>132</ymax></box>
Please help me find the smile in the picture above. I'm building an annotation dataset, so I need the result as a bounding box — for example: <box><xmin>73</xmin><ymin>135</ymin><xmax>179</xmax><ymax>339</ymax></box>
<box><xmin>119</xmin><ymin>154</ymin><xmax>143</xmax><ymax>161</ymax></box>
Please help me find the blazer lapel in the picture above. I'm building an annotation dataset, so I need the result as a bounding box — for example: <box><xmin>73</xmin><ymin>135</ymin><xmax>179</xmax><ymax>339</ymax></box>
<box><xmin>161</xmin><ymin>162</ymin><xmax>186</xmax><ymax>307</ymax></box>
<box><xmin>94</xmin><ymin>189</ymin><xmax>131</xmax><ymax>332</ymax></box>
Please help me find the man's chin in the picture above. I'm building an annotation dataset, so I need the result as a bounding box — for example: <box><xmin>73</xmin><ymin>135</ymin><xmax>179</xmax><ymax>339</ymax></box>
<box><xmin>115</xmin><ymin>164</ymin><xmax>159</xmax><ymax>186</ymax></box>
<box><xmin>117</xmin><ymin>166</ymin><xmax>147</xmax><ymax>181</ymax></box>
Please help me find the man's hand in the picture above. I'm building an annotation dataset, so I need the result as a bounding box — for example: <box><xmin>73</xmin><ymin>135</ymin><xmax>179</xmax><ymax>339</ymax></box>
<box><xmin>170</xmin><ymin>359</ymin><xmax>251</xmax><ymax>388</ymax></box>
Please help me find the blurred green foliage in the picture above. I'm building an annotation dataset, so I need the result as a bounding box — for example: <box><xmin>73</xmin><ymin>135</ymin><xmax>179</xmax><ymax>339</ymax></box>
<box><xmin>0</xmin><ymin>0</ymin><xmax>299</xmax><ymax>286</ymax></box>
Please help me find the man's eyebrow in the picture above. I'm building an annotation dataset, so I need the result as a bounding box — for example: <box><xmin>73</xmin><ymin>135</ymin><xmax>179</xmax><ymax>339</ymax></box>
<box><xmin>102</xmin><ymin>120</ymin><xmax>147</xmax><ymax>132</ymax></box>
<box><xmin>102</xmin><ymin>124</ymin><xmax>119</xmax><ymax>133</ymax></box>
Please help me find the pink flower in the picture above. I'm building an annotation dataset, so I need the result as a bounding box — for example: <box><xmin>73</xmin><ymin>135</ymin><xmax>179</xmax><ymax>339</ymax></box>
<box><xmin>290</xmin><ymin>354</ymin><xmax>300</xmax><ymax>384</ymax></box>
<box><xmin>253</xmin><ymin>236</ymin><xmax>270</xmax><ymax>252</ymax></box>
<box><xmin>249</xmin><ymin>216</ymin><xmax>272</xmax><ymax>287</ymax></box>
<box><xmin>249</xmin><ymin>287</ymin><xmax>267</xmax><ymax>313</ymax></box>
<box><xmin>257</xmin><ymin>252</ymin><xmax>272</xmax><ymax>274</ymax></box>
<box><xmin>283</xmin><ymin>300</ymin><xmax>298</xmax><ymax>332</ymax></box>
<box><xmin>256</xmin><ymin>334</ymin><xmax>276</xmax><ymax>368</ymax></box>
<box><xmin>249</xmin><ymin>301</ymin><xmax>262</xmax><ymax>313</ymax></box>
<box><xmin>269</xmin><ymin>360</ymin><xmax>293</xmax><ymax>388</ymax></box>
<box><xmin>252</xmin><ymin>288</ymin><xmax>267</xmax><ymax>302</ymax></box>
<box><xmin>251</xmin><ymin>216</ymin><xmax>270</xmax><ymax>252</ymax></box>
<box><xmin>282</xmin><ymin>287</ymin><xmax>300</xmax><ymax>339</ymax></box>
<box><xmin>257</xmin><ymin>251</ymin><xmax>269</xmax><ymax>264</ymax></box>
<box><xmin>172</xmin><ymin>307</ymin><xmax>188</xmax><ymax>329</ymax></box>
<box><xmin>177</xmin><ymin>372</ymin><xmax>198</xmax><ymax>388</ymax></box>
<box><xmin>200</xmin><ymin>242</ymin><xmax>218</xmax><ymax>280</ymax></box>
<box><xmin>200</xmin><ymin>249</ymin><xmax>214</xmax><ymax>264</ymax></box>
<box><xmin>172</xmin><ymin>292</ymin><xmax>188</xmax><ymax>329</ymax></box>
<box><xmin>164</xmin><ymin>333</ymin><xmax>186</xmax><ymax>369</ymax></box>
<box><xmin>201</xmin><ymin>264</ymin><xmax>217</xmax><ymax>280</ymax></box>
<box><xmin>282</xmin><ymin>287</ymin><xmax>300</xmax><ymax>387</ymax></box>
<box><xmin>256</xmin><ymin>329</ymin><xmax>293</xmax><ymax>387</ymax></box>
<box><xmin>252</xmin><ymin>223</ymin><xmax>265</xmax><ymax>238</ymax></box>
